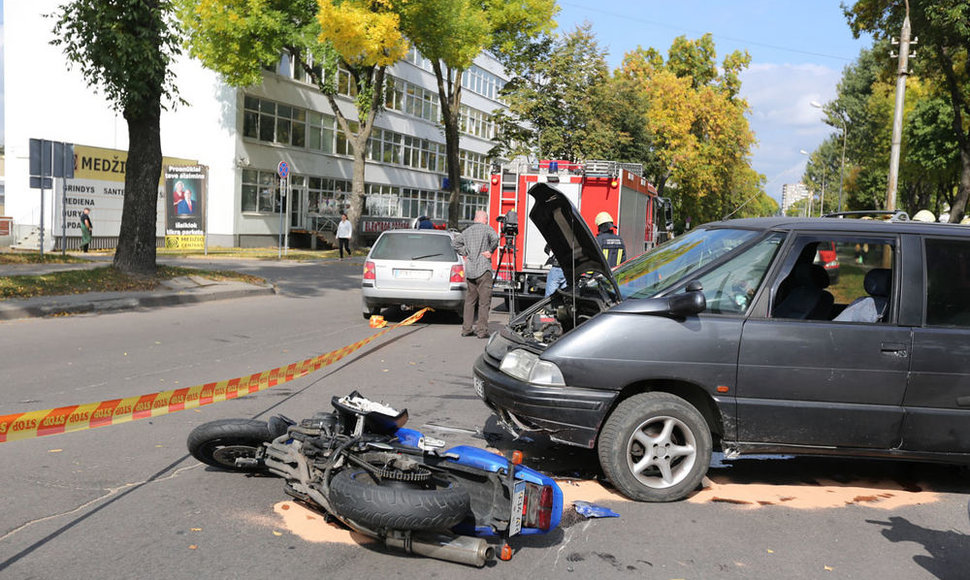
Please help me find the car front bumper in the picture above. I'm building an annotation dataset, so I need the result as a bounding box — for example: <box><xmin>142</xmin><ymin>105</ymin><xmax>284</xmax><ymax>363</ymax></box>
<box><xmin>472</xmin><ymin>353</ymin><xmax>618</xmax><ymax>449</ymax></box>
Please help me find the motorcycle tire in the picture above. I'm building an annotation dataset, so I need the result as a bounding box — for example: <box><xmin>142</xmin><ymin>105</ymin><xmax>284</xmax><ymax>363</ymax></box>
<box><xmin>328</xmin><ymin>469</ymin><xmax>470</xmax><ymax>531</ymax></box>
<box><xmin>187</xmin><ymin>418</ymin><xmax>273</xmax><ymax>471</ymax></box>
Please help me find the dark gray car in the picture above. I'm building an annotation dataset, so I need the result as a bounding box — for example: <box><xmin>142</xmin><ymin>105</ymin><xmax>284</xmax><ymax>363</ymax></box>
<box><xmin>474</xmin><ymin>183</ymin><xmax>970</xmax><ymax>502</ymax></box>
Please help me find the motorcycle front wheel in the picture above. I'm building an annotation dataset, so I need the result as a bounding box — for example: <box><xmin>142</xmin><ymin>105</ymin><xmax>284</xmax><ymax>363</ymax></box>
<box><xmin>329</xmin><ymin>469</ymin><xmax>470</xmax><ymax>531</ymax></box>
<box><xmin>187</xmin><ymin>418</ymin><xmax>272</xmax><ymax>470</ymax></box>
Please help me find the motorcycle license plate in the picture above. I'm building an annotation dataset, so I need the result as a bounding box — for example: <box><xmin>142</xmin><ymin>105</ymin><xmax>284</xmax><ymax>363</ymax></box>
<box><xmin>509</xmin><ymin>480</ymin><xmax>526</xmax><ymax>536</ymax></box>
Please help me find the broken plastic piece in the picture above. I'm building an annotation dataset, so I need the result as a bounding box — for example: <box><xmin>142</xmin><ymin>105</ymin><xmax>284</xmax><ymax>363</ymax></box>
<box><xmin>573</xmin><ymin>501</ymin><xmax>620</xmax><ymax>518</ymax></box>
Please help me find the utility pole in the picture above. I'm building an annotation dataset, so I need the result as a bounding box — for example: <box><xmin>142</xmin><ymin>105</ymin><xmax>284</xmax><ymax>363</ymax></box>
<box><xmin>887</xmin><ymin>1</ymin><xmax>915</xmax><ymax>211</ymax></box>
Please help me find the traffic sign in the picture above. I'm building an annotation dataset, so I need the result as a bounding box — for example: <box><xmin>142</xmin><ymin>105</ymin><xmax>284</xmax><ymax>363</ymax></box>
<box><xmin>277</xmin><ymin>161</ymin><xmax>289</xmax><ymax>179</ymax></box>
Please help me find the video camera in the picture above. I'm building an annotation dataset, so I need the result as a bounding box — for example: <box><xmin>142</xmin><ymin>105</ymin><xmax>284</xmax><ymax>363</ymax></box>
<box><xmin>495</xmin><ymin>210</ymin><xmax>518</xmax><ymax>236</ymax></box>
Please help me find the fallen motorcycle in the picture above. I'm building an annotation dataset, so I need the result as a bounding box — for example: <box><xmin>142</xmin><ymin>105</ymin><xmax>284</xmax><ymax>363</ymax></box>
<box><xmin>187</xmin><ymin>391</ymin><xmax>563</xmax><ymax>567</ymax></box>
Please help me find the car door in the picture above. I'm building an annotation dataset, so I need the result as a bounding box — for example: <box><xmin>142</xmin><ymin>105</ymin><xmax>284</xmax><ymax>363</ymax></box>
<box><xmin>900</xmin><ymin>235</ymin><xmax>970</xmax><ymax>453</ymax></box>
<box><xmin>735</xmin><ymin>233</ymin><xmax>911</xmax><ymax>449</ymax></box>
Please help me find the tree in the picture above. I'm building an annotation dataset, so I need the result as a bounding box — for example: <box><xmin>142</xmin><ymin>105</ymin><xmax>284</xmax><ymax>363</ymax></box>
<box><xmin>397</xmin><ymin>0</ymin><xmax>557</xmax><ymax>228</ymax></box>
<box><xmin>178</xmin><ymin>0</ymin><xmax>408</xmax><ymax>248</ymax></box>
<box><xmin>620</xmin><ymin>35</ymin><xmax>760</xmax><ymax>225</ymax></box>
<box><xmin>493</xmin><ymin>24</ymin><xmax>623</xmax><ymax>162</ymax></box>
<box><xmin>52</xmin><ymin>0</ymin><xmax>182</xmax><ymax>275</ymax></box>
<box><xmin>846</xmin><ymin>0</ymin><xmax>970</xmax><ymax>222</ymax></box>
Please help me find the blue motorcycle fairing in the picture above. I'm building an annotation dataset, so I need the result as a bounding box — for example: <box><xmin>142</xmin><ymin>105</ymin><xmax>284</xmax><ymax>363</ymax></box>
<box><xmin>393</xmin><ymin>427</ymin><xmax>424</xmax><ymax>448</ymax></box>
<box><xmin>444</xmin><ymin>445</ymin><xmax>564</xmax><ymax>535</ymax></box>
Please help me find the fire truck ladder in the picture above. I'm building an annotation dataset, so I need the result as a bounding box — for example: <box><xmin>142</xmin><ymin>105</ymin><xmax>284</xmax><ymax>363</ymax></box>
<box><xmin>493</xmin><ymin>166</ymin><xmax>521</xmax><ymax>312</ymax></box>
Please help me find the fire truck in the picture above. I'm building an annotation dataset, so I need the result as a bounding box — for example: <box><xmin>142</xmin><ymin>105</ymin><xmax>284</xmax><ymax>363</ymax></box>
<box><xmin>487</xmin><ymin>159</ymin><xmax>672</xmax><ymax>303</ymax></box>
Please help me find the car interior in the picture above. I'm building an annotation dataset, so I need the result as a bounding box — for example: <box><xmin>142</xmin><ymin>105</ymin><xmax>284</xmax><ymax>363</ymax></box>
<box><xmin>772</xmin><ymin>240</ymin><xmax>894</xmax><ymax>323</ymax></box>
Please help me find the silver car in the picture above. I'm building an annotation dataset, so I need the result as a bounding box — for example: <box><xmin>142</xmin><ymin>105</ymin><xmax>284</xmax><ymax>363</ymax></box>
<box><xmin>361</xmin><ymin>229</ymin><xmax>467</xmax><ymax>319</ymax></box>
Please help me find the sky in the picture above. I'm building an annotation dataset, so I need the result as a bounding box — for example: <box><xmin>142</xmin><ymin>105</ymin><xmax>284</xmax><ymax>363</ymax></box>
<box><xmin>553</xmin><ymin>0</ymin><xmax>874</xmax><ymax>208</ymax></box>
<box><xmin>0</xmin><ymin>1</ymin><xmax>871</xmax><ymax>201</ymax></box>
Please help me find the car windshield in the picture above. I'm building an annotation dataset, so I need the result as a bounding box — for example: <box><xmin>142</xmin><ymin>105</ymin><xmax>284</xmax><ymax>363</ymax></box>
<box><xmin>614</xmin><ymin>227</ymin><xmax>762</xmax><ymax>299</ymax></box>
<box><xmin>370</xmin><ymin>232</ymin><xmax>458</xmax><ymax>262</ymax></box>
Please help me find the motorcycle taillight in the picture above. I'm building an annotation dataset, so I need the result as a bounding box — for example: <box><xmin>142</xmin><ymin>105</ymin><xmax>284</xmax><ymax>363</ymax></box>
<box><xmin>521</xmin><ymin>483</ymin><xmax>555</xmax><ymax>531</ymax></box>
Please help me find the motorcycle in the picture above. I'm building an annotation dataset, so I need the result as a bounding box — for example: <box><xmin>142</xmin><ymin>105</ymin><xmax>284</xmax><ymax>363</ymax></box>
<box><xmin>186</xmin><ymin>391</ymin><xmax>563</xmax><ymax>567</ymax></box>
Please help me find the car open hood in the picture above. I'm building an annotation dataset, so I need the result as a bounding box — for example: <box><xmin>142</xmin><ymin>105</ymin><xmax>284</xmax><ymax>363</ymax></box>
<box><xmin>528</xmin><ymin>182</ymin><xmax>621</xmax><ymax>299</ymax></box>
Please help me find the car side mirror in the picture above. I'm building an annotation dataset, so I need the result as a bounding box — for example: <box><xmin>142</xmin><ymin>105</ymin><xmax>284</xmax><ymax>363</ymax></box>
<box><xmin>611</xmin><ymin>281</ymin><xmax>706</xmax><ymax>318</ymax></box>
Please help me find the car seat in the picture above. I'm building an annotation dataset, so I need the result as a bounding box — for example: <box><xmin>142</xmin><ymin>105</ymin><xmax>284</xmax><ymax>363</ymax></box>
<box><xmin>833</xmin><ymin>268</ymin><xmax>891</xmax><ymax>323</ymax></box>
<box><xmin>773</xmin><ymin>263</ymin><xmax>834</xmax><ymax>320</ymax></box>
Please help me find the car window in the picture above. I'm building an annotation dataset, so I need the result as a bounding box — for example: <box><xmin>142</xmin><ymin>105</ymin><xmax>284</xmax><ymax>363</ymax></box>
<box><xmin>370</xmin><ymin>233</ymin><xmax>458</xmax><ymax>261</ymax></box>
<box><xmin>693</xmin><ymin>232</ymin><xmax>785</xmax><ymax>314</ymax></box>
<box><xmin>925</xmin><ymin>238</ymin><xmax>970</xmax><ymax>327</ymax></box>
<box><xmin>771</xmin><ymin>237</ymin><xmax>895</xmax><ymax>323</ymax></box>
<box><xmin>614</xmin><ymin>228</ymin><xmax>761</xmax><ymax>299</ymax></box>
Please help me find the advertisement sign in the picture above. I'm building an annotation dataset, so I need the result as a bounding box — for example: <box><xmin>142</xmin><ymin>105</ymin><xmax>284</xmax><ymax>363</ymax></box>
<box><xmin>53</xmin><ymin>144</ymin><xmax>197</xmax><ymax>238</ymax></box>
<box><xmin>164</xmin><ymin>165</ymin><xmax>207</xmax><ymax>250</ymax></box>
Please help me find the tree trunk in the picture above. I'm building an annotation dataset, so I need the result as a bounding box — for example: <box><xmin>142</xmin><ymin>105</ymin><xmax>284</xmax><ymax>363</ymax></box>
<box><xmin>431</xmin><ymin>61</ymin><xmax>464</xmax><ymax>230</ymax></box>
<box><xmin>949</xmin><ymin>145</ymin><xmax>970</xmax><ymax>223</ymax></box>
<box><xmin>113</xmin><ymin>101</ymin><xmax>161</xmax><ymax>275</ymax></box>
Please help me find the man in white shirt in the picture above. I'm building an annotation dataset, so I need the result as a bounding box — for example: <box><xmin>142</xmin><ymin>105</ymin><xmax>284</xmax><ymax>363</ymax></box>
<box><xmin>336</xmin><ymin>213</ymin><xmax>352</xmax><ymax>260</ymax></box>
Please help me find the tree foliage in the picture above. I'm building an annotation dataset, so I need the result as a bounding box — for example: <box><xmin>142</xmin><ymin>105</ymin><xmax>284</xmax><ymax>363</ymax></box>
<box><xmin>52</xmin><ymin>0</ymin><xmax>183</xmax><ymax>274</ymax></box>
<box><xmin>845</xmin><ymin>0</ymin><xmax>970</xmax><ymax>222</ymax></box>
<box><xmin>178</xmin><ymin>0</ymin><xmax>408</xmax><ymax>247</ymax></box>
<box><xmin>621</xmin><ymin>34</ymin><xmax>762</xmax><ymax>226</ymax></box>
<box><xmin>397</xmin><ymin>0</ymin><xmax>557</xmax><ymax>228</ymax></box>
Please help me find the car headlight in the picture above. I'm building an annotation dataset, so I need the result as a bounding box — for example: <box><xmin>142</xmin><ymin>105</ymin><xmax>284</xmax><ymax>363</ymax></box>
<box><xmin>499</xmin><ymin>349</ymin><xmax>565</xmax><ymax>386</ymax></box>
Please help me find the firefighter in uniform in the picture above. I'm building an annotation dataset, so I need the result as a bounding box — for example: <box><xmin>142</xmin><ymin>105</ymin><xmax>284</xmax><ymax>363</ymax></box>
<box><xmin>594</xmin><ymin>211</ymin><xmax>626</xmax><ymax>268</ymax></box>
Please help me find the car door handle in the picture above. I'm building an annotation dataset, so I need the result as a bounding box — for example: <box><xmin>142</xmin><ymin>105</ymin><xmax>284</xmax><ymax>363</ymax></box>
<box><xmin>880</xmin><ymin>342</ymin><xmax>908</xmax><ymax>357</ymax></box>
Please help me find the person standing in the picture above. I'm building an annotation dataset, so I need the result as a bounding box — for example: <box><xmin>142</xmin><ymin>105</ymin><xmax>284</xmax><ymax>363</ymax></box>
<box><xmin>594</xmin><ymin>211</ymin><xmax>626</xmax><ymax>268</ymax></box>
<box><xmin>544</xmin><ymin>243</ymin><xmax>565</xmax><ymax>297</ymax></box>
<box><xmin>454</xmin><ymin>210</ymin><xmax>499</xmax><ymax>338</ymax></box>
<box><xmin>80</xmin><ymin>207</ymin><xmax>93</xmax><ymax>253</ymax></box>
<box><xmin>336</xmin><ymin>213</ymin><xmax>352</xmax><ymax>260</ymax></box>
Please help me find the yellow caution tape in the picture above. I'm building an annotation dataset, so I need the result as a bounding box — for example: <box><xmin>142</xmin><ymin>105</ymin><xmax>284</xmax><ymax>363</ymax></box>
<box><xmin>0</xmin><ymin>308</ymin><xmax>429</xmax><ymax>443</ymax></box>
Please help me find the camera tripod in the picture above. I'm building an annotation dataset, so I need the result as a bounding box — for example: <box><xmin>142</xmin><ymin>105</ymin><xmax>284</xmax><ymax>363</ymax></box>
<box><xmin>495</xmin><ymin>231</ymin><xmax>519</xmax><ymax>317</ymax></box>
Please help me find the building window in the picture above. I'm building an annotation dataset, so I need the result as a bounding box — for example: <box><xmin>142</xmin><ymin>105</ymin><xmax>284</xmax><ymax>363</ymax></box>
<box><xmin>241</xmin><ymin>169</ymin><xmax>282</xmax><ymax>213</ymax></box>
<box><xmin>307</xmin><ymin>176</ymin><xmax>352</xmax><ymax>215</ymax></box>
<box><xmin>400</xmin><ymin>188</ymin><xmax>448</xmax><ymax>220</ymax></box>
<box><xmin>243</xmin><ymin>96</ymin><xmax>308</xmax><ymax>147</ymax></box>
<box><xmin>460</xmin><ymin>105</ymin><xmax>495</xmax><ymax>139</ymax></box>
<box><xmin>308</xmin><ymin>111</ymin><xmax>335</xmax><ymax>154</ymax></box>
<box><xmin>365</xmin><ymin>184</ymin><xmax>402</xmax><ymax>217</ymax></box>
<box><xmin>459</xmin><ymin>150</ymin><xmax>487</xmax><ymax>180</ymax></box>
<box><xmin>460</xmin><ymin>194</ymin><xmax>488</xmax><ymax>221</ymax></box>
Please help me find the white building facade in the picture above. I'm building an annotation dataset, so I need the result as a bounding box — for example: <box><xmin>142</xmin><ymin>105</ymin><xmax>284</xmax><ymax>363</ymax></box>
<box><xmin>4</xmin><ymin>2</ymin><xmax>507</xmax><ymax>249</ymax></box>
<box><xmin>781</xmin><ymin>183</ymin><xmax>811</xmax><ymax>215</ymax></box>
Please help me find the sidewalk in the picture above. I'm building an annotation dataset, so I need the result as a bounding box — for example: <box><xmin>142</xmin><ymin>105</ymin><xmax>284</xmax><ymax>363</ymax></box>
<box><xmin>0</xmin><ymin>262</ymin><xmax>276</xmax><ymax>321</ymax></box>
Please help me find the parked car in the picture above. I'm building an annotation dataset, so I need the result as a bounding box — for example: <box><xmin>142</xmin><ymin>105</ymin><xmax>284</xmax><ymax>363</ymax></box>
<box><xmin>474</xmin><ymin>183</ymin><xmax>970</xmax><ymax>502</ymax></box>
<box><xmin>361</xmin><ymin>229</ymin><xmax>466</xmax><ymax>319</ymax></box>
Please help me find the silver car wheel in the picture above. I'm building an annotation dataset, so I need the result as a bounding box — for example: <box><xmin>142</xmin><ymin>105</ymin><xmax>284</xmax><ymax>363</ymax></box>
<box><xmin>625</xmin><ymin>415</ymin><xmax>697</xmax><ymax>489</ymax></box>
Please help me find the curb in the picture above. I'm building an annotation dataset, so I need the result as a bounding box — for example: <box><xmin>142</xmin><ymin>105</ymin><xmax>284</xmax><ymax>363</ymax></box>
<box><xmin>0</xmin><ymin>282</ymin><xmax>277</xmax><ymax>321</ymax></box>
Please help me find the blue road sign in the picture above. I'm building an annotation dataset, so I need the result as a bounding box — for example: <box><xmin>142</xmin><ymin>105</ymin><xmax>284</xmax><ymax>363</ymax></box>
<box><xmin>277</xmin><ymin>161</ymin><xmax>289</xmax><ymax>179</ymax></box>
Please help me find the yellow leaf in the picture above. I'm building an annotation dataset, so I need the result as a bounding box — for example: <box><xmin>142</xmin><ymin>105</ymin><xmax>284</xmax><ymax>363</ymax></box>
<box><xmin>191</xmin><ymin>528</ymin><xmax>202</xmax><ymax>532</ymax></box>
<box><xmin>272</xmin><ymin>530</ymin><xmax>283</xmax><ymax>536</ymax></box>
<box><xmin>48</xmin><ymin>449</ymin><xmax>63</xmax><ymax>453</ymax></box>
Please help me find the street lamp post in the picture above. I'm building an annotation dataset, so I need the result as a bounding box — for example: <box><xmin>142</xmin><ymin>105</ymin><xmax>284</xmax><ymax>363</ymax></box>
<box><xmin>811</xmin><ymin>101</ymin><xmax>847</xmax><ymax>212</ymax></box>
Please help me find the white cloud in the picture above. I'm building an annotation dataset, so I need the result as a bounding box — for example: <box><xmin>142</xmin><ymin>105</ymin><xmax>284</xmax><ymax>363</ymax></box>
<box><xmin>741</xmin><ymin>62</ymin><xmax>845</xmax><ymax>205</ymax></box>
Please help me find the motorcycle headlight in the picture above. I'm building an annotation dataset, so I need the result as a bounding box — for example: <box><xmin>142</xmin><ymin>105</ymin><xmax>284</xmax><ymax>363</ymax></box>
<box><xmin>499</xmin><ymin>349</ymin><xmax>565</xmax><ymax>386</ymax></box>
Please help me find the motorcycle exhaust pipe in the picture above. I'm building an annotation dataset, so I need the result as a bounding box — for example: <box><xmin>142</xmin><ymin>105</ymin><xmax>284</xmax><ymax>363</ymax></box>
<box><xmin>384</xmin><ymin>531</ymin><xmax>494</xmax><ymax>567</ymax></box>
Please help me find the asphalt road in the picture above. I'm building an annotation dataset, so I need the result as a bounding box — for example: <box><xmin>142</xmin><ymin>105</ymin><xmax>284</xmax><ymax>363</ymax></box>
<box><xmin>2</xmin><ymin>260</ymin><xmax>968</xmax><ymax>579</ymax></box>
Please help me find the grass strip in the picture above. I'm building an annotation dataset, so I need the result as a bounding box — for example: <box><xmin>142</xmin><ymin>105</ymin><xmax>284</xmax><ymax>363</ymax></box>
<box><xmin>0</xmin><ymin>266</ymin><xmax>265</xmax><ymax>300</ymax></box>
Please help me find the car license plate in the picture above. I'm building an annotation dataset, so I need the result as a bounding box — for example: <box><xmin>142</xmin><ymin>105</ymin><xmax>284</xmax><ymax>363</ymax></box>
<box><xmin>393</xmin><ymin>269</ymin><xmax>431</xmax><ymax>280</ymax></box>
<box><xmin>509</xmin><ymin>480</ymin><xmax>526</xmax><ymax>536</ymax></box>
<box><xmin>473</xmin><ymin>376</ymin><xmax>485</xmax><ymax>400</ymax></box>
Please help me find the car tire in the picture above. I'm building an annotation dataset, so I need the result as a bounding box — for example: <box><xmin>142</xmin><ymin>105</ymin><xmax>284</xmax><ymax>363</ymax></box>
<box><xmin>597</xmin><ymin>392</ymin><xmax>712</xmax><ymax>502</ymax></box>
<box><xmin>362</xmin><ymin>299</ymin><xmax>380</xmax><ymax>320</ymax></box>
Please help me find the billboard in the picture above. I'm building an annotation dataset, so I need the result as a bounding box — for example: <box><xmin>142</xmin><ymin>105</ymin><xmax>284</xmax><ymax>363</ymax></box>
<box><xmin>52</xmin><ymin>144</ymin><xmax>197</xmax><ymax>238</ymax></box>
<box><xmin>164</xmin><ymin>165</ymin><xmax>207</xmax><ymax>250</ymax></box>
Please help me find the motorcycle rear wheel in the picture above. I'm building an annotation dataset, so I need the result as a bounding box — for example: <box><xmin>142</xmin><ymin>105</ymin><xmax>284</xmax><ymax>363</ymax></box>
<box><xmin>329</xmin><ymin>469</ymin><xmax>470</xmax><ymax>531</ymax></box>
<box><xmin>187</xmin><ymin>419</ymin><xmax>272</xmax><ymax>470</ymax></box>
